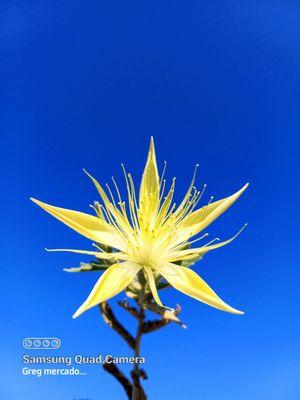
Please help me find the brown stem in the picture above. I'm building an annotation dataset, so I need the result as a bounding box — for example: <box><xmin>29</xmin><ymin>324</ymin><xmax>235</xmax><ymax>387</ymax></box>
<box><xmin>99</xmin><ymin>302</ymin><xmax>136</xmax><ymax>349</ymax></box>
<box><xmin>100</xmin><ymin>301</ymin><xmax>147</xmax><ymax>399</ymax></box>
<box><xmin>100</xmin><ymin>298</ymin><xmax>184</xmax><ymax>399</ymax></box>
<box><xmin>118</xmin><ymin>300</ymin><xmax>140</xmax><ymax>319</ymax></box>
<box><xmin>141</xmin><ymin>318</ymin><xmax>171</xmax><ymax>333</ymax></box>
<box><xmin>131</xmin><ymin>302</ymin><xmax>147</xmax><ymax>400</ymax></box>
<box><xmin>103</xmin><ymin>357</ymin><xmax>133</xmax><ymax>399</ymax></box>
<box><xmin>145</xmin><ymin>302</ymin><xmax>187</xmax><ymax>328</ymax></box>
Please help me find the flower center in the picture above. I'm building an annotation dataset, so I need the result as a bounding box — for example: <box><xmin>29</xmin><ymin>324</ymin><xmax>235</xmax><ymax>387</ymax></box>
<box><xmin>127</xmin><ymin>241</ymin><xmax>162</xmax><ymax>269</ymax></box>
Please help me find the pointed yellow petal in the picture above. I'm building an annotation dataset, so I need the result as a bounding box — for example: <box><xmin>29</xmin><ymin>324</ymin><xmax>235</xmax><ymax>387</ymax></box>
<box><xmin>179</xmin><ymin>183</ymin><xmax>249</xmax><ymax>239</ymax></box>
<box><xmin>31</xmin><ymin>198</ymin><xmax>125</xmax><ymax>251</ymax></box>
<box><xmin>73</xmin><ymin>262</ymin><xmax>142</xmax><ymax>318</ymax></box>
<box><xmin>158</xmin><ymin>263</ymin><xmax>244</xmax><ymax>315</ymax></box>
<box><xmin>168</xmin><ymin>224</ymin><xmax>247</xmax><ymax>262</ymax></box>
<box><xmin>144</xmin><ymin>266</ymin><xmax>164</xmax><ymax>307</ymax></box>
<box><xmin>139</xmin><ymin>137</ymin><xmax>160</xmax><ymax>224</ymax></box>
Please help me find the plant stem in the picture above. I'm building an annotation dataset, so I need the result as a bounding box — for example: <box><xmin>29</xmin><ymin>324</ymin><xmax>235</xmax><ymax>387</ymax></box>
<box><xmin>100</xmin><ymin>298</ymin><xmax>184</xmax><ymax>399</ymax></box>
<box><xmin>102</xmin><ymin>357</ymin><xmax>133</xmax><ymax>399</ymax></box>
<box><xmin>131</xmin><ymin>301</ymin><xmax>147</xmax><ymax>400</ymax></box>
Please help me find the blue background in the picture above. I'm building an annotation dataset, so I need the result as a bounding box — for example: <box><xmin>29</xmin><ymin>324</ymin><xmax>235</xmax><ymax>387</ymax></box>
<box><xmin>1</xmin><ymin>1</ymin><xmax>299</xmax><ymax>399</ymax></box>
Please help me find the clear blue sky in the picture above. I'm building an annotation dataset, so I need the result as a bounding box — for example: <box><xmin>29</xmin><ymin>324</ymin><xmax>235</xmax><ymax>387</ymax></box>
<box><xmin>1</xmin><ymin>1</ymin><xmax>299</xmax><ymax>399</ymax></box>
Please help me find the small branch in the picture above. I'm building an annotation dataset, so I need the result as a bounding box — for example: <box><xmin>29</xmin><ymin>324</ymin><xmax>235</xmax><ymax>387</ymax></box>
<box><xmin>118</xmin><ymin>300</ymin><xmax>139</xmax><ymax>318</ymax></box>
<box><xmin>145</xmin><ymin>302</ymin><xmax>187</xmax><ymax>329</ymax></box>
<box><xmin>155</xmin><ymin>282</ymin><xmax>171</xmax><ymax>290</ymax></box>
<box><xmin>141</xmin><ymin>318</ymin><xmax>171</xmax><ymax>334</ymax></box>
<box><xmin>99</xmin><ymin>297</ymin><xmax>185</xmax><ymax>399</ymax></box>
<box><xmin>103</xmin><ymin>357</ymin><xmax>133</xmax><ymax>399</ymax></box>
<box><xmin>99</xmin><ymin>302</ymin><xmax>136</xmax><ymax>349</ymax></box>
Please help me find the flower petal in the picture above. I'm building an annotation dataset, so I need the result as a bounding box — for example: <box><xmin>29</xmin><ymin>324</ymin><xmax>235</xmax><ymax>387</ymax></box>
<box><xmin>178</xmin><ymin>183</ymin><xmax>249</xmax><ymax>241</ymax></box>
<box><xmin>73</xmin><ymin>262</ymin><xmax>142</xmax><ymax>318</ymax></box>
<box><xmin>139</xmin><ymin>137</ymin><xmax>160</xmax><ymax>225</ymax></box>
<box><xmin>144</xmin><ymin>266</ymin><xmax>164</xmax><ymax>307</ymax></box>
<box><xmin>158</xmin><ymin>263</ymin><xmax>244</xmax><ymax>314</ymax></box>
<box><xmin>31</xmin><ymin>198</ymin><xmax>125</xmax><ymax>250</ymax></box>
<box><xmin>168</xmin><ymin>224</ymin><xmax>247</xmax><ymax>262</ymax></box>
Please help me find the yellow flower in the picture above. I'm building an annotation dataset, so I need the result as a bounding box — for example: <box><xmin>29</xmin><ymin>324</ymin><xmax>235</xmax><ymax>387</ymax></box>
<box><xmin>31</xmin><ymin>138</ymin><xmax>248</xmax><ymax>318</ymax></box>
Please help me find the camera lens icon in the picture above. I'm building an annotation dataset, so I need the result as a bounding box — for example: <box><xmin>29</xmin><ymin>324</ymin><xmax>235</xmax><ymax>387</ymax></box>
<box><xmin>51</xmin><ymin>339</ymin><xmax>60</xmax><ymax>348</ymax></box>
<box><xmin>23</xmin><ymin>339</ymin><xmax>33</xmax><ymax>348</ymax></box>
<box><xmin>23</xmin><ymin>337</ymin><xmax>61</xmax><ymax>350</ymax></box>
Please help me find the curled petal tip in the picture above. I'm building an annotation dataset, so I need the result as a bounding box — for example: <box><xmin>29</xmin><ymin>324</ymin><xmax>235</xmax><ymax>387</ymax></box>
<box><xmin>239</xmin><ymin>182</ymin><xmax>249</xmax><ymax>193</ymax></box>
<box><xmin>229</xmin><ymin>306</ymin><xmax>244</xmax><ymax>315</ymax></box>
<box><xmin>72</xmin><ymin>309</ymin><xmax>81</xmax><ymax>319</ymax></box>
<box><xmin>235</xmin><ymin>183</ymin><xmax>249</xmax><ymax>197</ymax></box>
<box><xmin>242</xmin><ymin>183</ymin><xmax>249</xmax><ymax>192</ymax></box>
<box><xmin>224</xmin><ymin>306</ymin><xmax>244</xmax><ymax>315</ymax></box>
